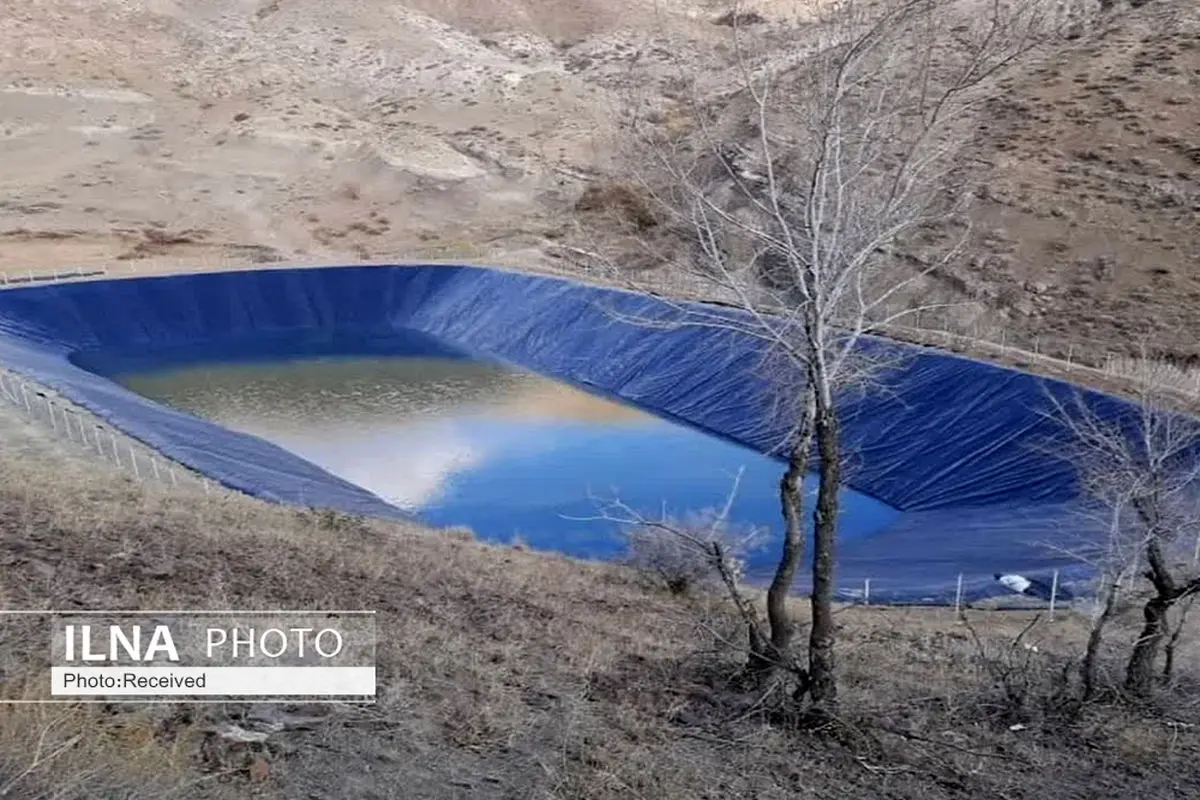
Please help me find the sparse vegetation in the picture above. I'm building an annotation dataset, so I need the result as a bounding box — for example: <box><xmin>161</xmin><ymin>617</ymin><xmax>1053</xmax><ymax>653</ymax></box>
<box><xmin>620</xmin><ymin>507</ymin><xmax>764</xmax><ymax>596</ymax></box>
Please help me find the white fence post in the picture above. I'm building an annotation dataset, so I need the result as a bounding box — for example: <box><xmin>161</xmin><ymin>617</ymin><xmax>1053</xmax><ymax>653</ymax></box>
<box><xmin>151</xmin><ymin>457</ymin><xmax>161</xmax><ymax>482</ymax></box>
<box><xmin>108</xmin><ymin>430</ymin><xmax>120</xmax><ymax>465</ymax></box>
<box><xmin>1049</xmin><ymin>570</ymin><xmax>1060</xmax><ymax>621</ymax></box>
<box><xmin>129</xmin><ymin>445</ymin><xmax>140</xmax><ymax>480</ymax></box>
<box><xmin>954</xmin><ymin>573</ymin><xmax>964</xmax><ymax>614</ymax></box>
<box><xmin>863</xmin><ymin>578</ymin><xmax>871</xmax><ymax>606</ymax></box>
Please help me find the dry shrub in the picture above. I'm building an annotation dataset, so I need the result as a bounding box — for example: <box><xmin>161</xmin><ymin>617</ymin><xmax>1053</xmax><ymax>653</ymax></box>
<box><xmin>574</xmin><ymin>182</ymin><xmax>660</xmax><ymax>232</ymax></box>
<box><xmin>621</xmin><ymin>510</ymin><xmax>766</xmax><ymax>595</ymax></box>
<box><xmin>0</xmin><ymin>700</ymin><xmax>203</xmax><ymax>799</ymax></box>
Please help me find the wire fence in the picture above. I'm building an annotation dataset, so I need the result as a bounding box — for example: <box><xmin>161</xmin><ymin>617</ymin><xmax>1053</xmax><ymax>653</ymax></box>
<box><xmin>0</xmin><ymin>266</ymin><xmax>109</xmax><ymax>287</ymax></box>
<box><xmin>552</xmin><ymin>254</ymin><xmax>1183</xmax><ymax>398</ymax></box>
<box><xmin>839</xmin><ymin>569</ymin><xmax>1084</xmax><ymax>616</ymax></box>
<box><xmin>0</xmin><ymin>367</ymin><xmax>217</xmax><ymax>495</ymax></box>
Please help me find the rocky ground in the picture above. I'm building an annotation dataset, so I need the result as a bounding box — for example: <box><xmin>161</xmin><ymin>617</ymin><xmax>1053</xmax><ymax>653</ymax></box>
<box><xmin>963</xmin><ymin>0</ymin><xmax>1200</xmax><ymax>364</ymax></box>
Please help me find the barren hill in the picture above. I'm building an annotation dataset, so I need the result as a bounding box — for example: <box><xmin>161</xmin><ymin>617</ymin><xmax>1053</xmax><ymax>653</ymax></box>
<box><xmin>960</xmin><ymin>0</ymin><xmax>1200</xmax><ymax>365</ymax></box>
<box><xmin>0</xmin><ymin>0</ymin><xmax>693</xmax><ymax>270</ymax></box>
<box><xmin>0</xmin><ymin>0</ymin><xmax>1196</xmax><ymax>365</ymax></box>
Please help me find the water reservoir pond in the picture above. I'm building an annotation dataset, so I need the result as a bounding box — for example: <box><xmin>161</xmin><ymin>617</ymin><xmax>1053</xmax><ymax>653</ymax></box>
<box><xmin>118</xmin><ymin>355</ymin><xmax>900</xmax><ymax>579</ymax></box>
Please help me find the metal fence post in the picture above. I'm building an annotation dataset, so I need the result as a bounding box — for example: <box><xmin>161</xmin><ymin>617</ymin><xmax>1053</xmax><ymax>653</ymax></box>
<box><xmin>1049</xmin><ymin>570</ymin><xmax>1060</xmax><ymax>621</ymax></box>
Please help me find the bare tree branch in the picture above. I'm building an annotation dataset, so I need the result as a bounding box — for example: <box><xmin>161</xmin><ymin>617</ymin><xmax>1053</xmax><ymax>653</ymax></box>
<box><xmin>1042</xmin><ymin>346</ymin><xmax>1200</xmax><ymax>697</ymax></box>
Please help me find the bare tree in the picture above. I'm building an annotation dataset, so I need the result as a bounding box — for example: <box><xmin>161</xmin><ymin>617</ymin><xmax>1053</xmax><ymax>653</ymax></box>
<box><xmin>1047</xmin><ymin>356</ymin><xmax>1200</xmax><ymax>698</ymax></box>
<box><xmin>1041</xmin><ymin>454</ymin><xmax>1145</xmax><ymax>700</ymax></box>
<box><xmin>580</xmin><ymin>0</ymin><xmax>1056</xmax><ymax>712</ymax></box>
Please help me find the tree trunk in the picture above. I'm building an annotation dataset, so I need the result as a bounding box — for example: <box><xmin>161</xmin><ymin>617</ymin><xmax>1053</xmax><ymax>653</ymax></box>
<box><xmin>1125</xmin><ymin>595</ymin><xmax>1170</xmax><ymax>697</ymax></box>
<box><xmin>1082</xmin><ymin>582</ymin><xmax>1119</xmax><ymax>701</ymax></box>
<box><xmin>756</xmin><ymin>388</ymin><xmax>817</xmax><ymax>680</ymax></box>
<box><xmin>808</xmin><ymin>398</ymin><xmax>841</xmax><ymax>708</ymax></box>
<box><xmin>1162</xmin><ymin>593</ymin><xmax>1197</xmax><ymax>685</ymax></box>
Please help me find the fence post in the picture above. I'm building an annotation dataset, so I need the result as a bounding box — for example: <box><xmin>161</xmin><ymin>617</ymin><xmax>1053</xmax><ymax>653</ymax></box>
<box><xmin>45</xmin><ymin>397</ymin><xmax>56</xmax><ymax>432</ymax></box>
<box><xmin>863</xmin><ymin>578</ymin><xmax>871</xmax><ymax>606</ymax></box>
<box><xmin>1049</xmin><ymin>570</ymin><xmax>1060</xmax><ymax>621</ymax></box>
<box><xmin>20</xmin><ymin>382</ymin><xmax>30</xmax><ymax>412</ymax></box>
<box><xmin>150</xmin><ymin>456</ymin><xmax>161</xmax><ymax>482</ymax></box>
<box><xmin>129</xmin><ymin>446</ymin><xmax>140</xmax><ymax>480</ymax></box>
<box><xmin>169</xmin><ymin>466</ymin><xmax>178</xmax><ymax>486</ymax></box>
<box><xmin>954</xmin><ymin>573</ymin><xmax>964</xmax><ymax>614</ymax></box>
<box><xmin>109</xmin><ymin>430</ymin><xmax>120</xmax><ymax>466</ymax></box>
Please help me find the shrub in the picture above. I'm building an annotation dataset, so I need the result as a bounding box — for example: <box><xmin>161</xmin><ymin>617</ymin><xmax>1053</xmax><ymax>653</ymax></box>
<box><xmin>622</xmin><ymin>510</ymin><xmax>766</xmax><ymax>595</ymax></box>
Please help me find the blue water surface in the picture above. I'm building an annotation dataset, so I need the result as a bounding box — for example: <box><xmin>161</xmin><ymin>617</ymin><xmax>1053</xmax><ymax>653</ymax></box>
<box><xmin>418</xmin><ymin>417</ymin><xmax>901</xmax><ymax>578</ymax></box>
<box><xmin>117</xmin><ymin>354</ymin><xmax>900</xmax><ymax>582</ymax></box>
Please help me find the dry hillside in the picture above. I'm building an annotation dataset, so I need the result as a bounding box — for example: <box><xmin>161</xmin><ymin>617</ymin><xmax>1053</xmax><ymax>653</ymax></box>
<box><xmin>1</xmin><ymin>0</ymin><xmax>1196</xmax><ymax>369</ymax></box>
<box><xmin>962</xmin><ymin>0</ymin><xmax>1200</xmax><ymax>365</ymax></box>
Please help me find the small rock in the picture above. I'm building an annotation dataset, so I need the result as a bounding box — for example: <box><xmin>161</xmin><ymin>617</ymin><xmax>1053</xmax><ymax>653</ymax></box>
<box><xmin>212</xmin><ymin>723</ymin><xmax>270</xmax><ymax>744</ymax></box>
<box><xmin>248</xmin><ymin>757</ymin><xmax>270</xmax><ymax>782</ymax></box>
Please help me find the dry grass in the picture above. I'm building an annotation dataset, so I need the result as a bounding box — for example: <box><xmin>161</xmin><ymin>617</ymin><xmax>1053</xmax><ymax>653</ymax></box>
<box><xmin>2</xmin><ymin>455</ymin><xmax>1200</xmax><ymax>798</ymax></box>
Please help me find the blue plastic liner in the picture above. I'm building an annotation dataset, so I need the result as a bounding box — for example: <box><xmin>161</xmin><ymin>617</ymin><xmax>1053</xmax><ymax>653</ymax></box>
<box><xmin>0</xmin><ymin>264</ymin><xmax>1160</xmax><ymax>603</ymax></box>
